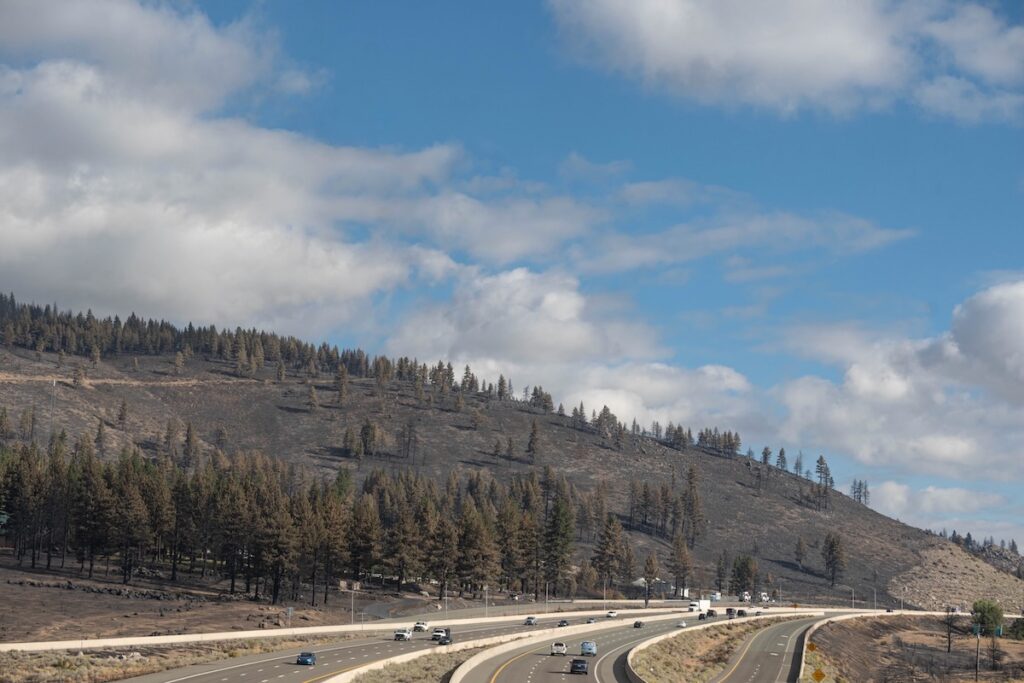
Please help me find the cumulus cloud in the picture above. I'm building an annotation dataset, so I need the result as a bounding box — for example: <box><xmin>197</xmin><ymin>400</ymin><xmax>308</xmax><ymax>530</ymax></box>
<box><xmin>780</xmin><ymin>281</ymin><xmax>1024</xmax><ymax>479</ymax></box>
<box><xmin>548</xmin><ymin>0</ymin><xmax>1024</xmax><ymax>121</ymax></box>
<box><xmin>0</xmin><ymin>0</ymin><xmax>604</xmax><ymax>332</ymax></box>
<box><xmin>871</xmin><ymin>482</ymin><xmax>1022</xmax><ymax>547</ymax></box>
<box><xmin>386</xmin><ymin>266</ymin><xmax>769</xmax><ymax>435</ymax></box>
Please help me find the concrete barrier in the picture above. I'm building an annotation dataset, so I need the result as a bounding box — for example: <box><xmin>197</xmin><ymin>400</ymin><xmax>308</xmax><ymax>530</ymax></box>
<box><xmin>445</xmin><ymin>609</ymin><xmax>716</xmax><ymax>683</ymax></box>
<box><xmin>623</xmin><ymin>611</ymin><xmax>826</xmax><ymax>683</ymax></box>
<box><xmin>0</xmin><ymin>606</ymin><xmax>678</xmax><ymax>653</ymax></box>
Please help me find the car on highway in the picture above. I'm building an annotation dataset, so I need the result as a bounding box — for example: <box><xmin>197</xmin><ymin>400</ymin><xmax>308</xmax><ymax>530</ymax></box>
<box><xmin>726</xmin><ymin>608</ymin><xmax>736</xmax><ymax>618</ymax></box>
<box><xmin>438</xmin><ymin>630</ymin><xmax>453</xmax><ymax>645</ymax></box>
<box><xmin>675</xmin><ymin>621</ymin><xmax>687</xmax><ymax>628</ymax></box>
<box><xmin>698</xmin><ymin>612</ymin><xmax>707</xmax><ymax>621</ymax></box>
<box><xmin>296</xmin><ymin>652</ymin><xmax>316</xmax><ymax>665</ymax></box>
<box><xmin>413</xmin><ymin>621</ymin><xmax>429</xmax><ymax>631</ymax></box>
<box><xmin>551</xmin><ymin>641</ymin><xmax>568</xmax><ymax>656</ymax></box>
<box><xmin>606</xmin><ymin>610</ymin><xmax>618</xmax><ymax>618</ymax></box>
<box><xmin>737</xmin><ymin>609</ymin><xmax>747</xmax><ymax>617</ymax></box>
<box><xmin>581</xmin><ymin>640</ymin><xmax>597</xmax><ymax>656</ymax></box>
<box><xmin>633</xmin><ymin>620</ymin><xmax>644</xmax><ymax>628</ymax></box>
<box><xmin>586</xmin><ymin>616</ymin><xmax>596</xmax><ymax>623</ymax></box>
<box><xmin>706</xmin><ymin>609</ymin><xmax>717</xmax><ymax>617</ymax></box>
<box><xmin>570</xmin><ymin>658</ymin><xmax>589</xmax><ymax>674</ymax></box>
<box><xmin>558</xmin><ymin>619</ymin><xmax>570</xmax><ymax>627</ymax></box>
<box><xmin>755</xmin><ymin>610</ymin><xmax>762</xmax><ymax>616</ymax></box>
<box><xmin>431</xmin><ymin>627</ymin><xmax>448</xmax><ymax>640</ymax></box>
<box><xmin>524</xmin><ymin>616</ymin><xmax>538</xmax><ymax>625</ymax></box>
<box><xmin>394</xmin><ymin>628</ymin><xmax>413</xmax><ymax>641</ymax></box>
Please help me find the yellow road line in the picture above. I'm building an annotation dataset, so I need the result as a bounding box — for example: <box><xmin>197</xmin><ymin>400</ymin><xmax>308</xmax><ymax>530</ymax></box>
<box><xmin>302</xmin><ymin>662</ymin><xmax>363</xmax><ymax>683</ymax></box>
<box><xmin>489</xmin><ymin>648</ymin><xmax>538</xmax><ymax>683</ymax></box>
<box><xmin>716</xmin><ymin>622</ymin><xmax>772</xmax><ymax>682</ymax></box>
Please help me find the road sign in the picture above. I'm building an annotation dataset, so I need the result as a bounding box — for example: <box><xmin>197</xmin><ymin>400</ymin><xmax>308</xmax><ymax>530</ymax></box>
<box><xmin>812</xmin><ymin>669</ymin><xmax>826</xmax><ymax>682</ymax></box>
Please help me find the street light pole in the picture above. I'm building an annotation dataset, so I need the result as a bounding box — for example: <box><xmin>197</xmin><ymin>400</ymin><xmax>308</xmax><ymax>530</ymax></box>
<box><xmin>484</xmin><ymin>586</ymin><xmax>488</xmax><ymax>619</ymax></box>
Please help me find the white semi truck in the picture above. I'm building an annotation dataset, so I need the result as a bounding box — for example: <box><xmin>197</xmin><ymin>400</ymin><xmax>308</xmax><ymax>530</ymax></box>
<box><xmin>688</xmin><ymin>599</ymin><xmax>711</xmax><ymax>612</ymax></box>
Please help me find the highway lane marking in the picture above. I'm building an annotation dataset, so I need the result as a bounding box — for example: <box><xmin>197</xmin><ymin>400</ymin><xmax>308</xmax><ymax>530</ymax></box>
<box><xmin>489</xmin><ymin>648</ymin><xmax>538</xmax><ymax>683</ymax></box>
<box><xmin>709</xmin><ymin>620</ymin><xmax>768</xmax><ymax>682</ymax></box>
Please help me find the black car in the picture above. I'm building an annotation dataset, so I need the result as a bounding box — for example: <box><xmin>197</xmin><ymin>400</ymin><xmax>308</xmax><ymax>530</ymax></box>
<box><xmin>737</xmin><ymin>609</ymin><xmax>747</xmax><ymax>617</ymax></box>
<box><xmin>570</xmin><ymin>658</ymin><xmax>589</xmax><ymax>675</ymax></box>
<box><xmin>706</xmin><ymin>609</ymin><xmax>717</xmax><ymax>617</ymax></box>
<box><xmin>296</xmin><ymin>652</ymin><xmax>316</xmax><ymax>665</ymax></box>
<box><xmin>633</xmin><ymin>620</ymin><xmax>644</xmax><ymax>628</ymax></box>
<box><xmin>698</xmin><ymin>612</ymin><xmax>707</xmax><ymax>621</ymax></box>
<box><xmin>436</xmin><ymin>628</ymin><xmax>453</xmax><ymax>645</ymax></box>
<box><xmin>557</xmin><ymin>619</ymin><xmax>570</xmax><ymax>627</ymax></box>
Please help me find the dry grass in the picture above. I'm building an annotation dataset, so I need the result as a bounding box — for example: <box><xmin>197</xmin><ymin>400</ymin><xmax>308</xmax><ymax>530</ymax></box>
<box><xmin>0</xmin><ymin>632</ymin><xmax>370</xmax><ymax>683</ymax></box>
<box><xmin>806</xmin><ymin>615</ymin><xmax>1024</xmax><ymax>682</ymax></box>
<box><xmin>632</xmin><ymin>617</ymin><xmax>799</xmax><ymax>683</ymax></box>
<box><xmin>350</xmin><ymin>647</ymin><xmax>485</xmax><ymax>683</ymax></box>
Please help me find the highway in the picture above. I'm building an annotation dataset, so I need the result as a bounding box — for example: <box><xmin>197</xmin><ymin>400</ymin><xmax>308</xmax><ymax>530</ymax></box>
<box><xmin>711</xmin><ymin>616</ymin><xmax>820</xmax><ymax>683</ymax></box>
<box><xmin>459</xmin><ymin>618</ymin><xmax>688</xmax><ymax>683</ymax></box>
<box><xmin>120</xmin><ymin>613</ymin><xmax>633</xmax><ymax>683</ymax></box>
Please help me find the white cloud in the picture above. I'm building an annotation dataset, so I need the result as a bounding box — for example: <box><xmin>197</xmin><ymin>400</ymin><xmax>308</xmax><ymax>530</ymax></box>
<box><xmin>548</xmin><ymin>0</ymin><xmax>1024</xmax><ymax>122</ymax></box>
<box><xmin>0</xmin><ymin>0</ymin><xmax>604</xmax><ymax>332</ymax></box>
<box><xmin>780</xmin><ymin>281</ymin><xmax>1024</xmax><ymax>479</ymax></box>
<box><xmin>559</xmin><ymin>152</ymin><xmax>632</xmax><ymax>181</ymax></box>
<box><xmin>871</xmin><ymin>482</ymin><xmax>1022</xmax><ymax>547</ymax></box>
<box><xmin>581</xmin><ymin>210</ymin><xmax>913</xmax><ymax>273</ymax></box>
<box><xmin>387</xmin><ymin>266</ymin><xmax>769</xmax><ymax>435</ymax></box>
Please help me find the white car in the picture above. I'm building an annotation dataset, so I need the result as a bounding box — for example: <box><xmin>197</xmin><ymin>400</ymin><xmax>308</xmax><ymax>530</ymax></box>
<box><xmin>551</xmin><ymin>642</ymin><xmax>568</xmax><ymax>656</ymax></box>
<box><xmin>413</xmin><ymin>621</ymin><xmax>428</xmax><ymax>632</ymax></box>
<box><xmin>606</xmin><ymin>610</ymin><xmax>618</xmax><ymax>618</ymax></box>
<box><xmin>393</xmin><ymin>628</ymin><xmax>413</xmax><ymax>641</ymax></box>
<box><xmin>431</xmin><ymin>627</ymin><xmax>448</xmax><ymax>640</ymax></box>
<box><xmin>675</xmin><ymin>621</ymin><xmax>688</xmax><ymax>628</ymax></box>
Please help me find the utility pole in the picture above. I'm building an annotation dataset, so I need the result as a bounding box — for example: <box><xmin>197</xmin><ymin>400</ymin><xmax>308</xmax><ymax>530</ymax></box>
<box><xmin>484</xmin><ymin>586</ymin><xmax>488</xmax><ymax>619</ymax></box>
<box><xmin>975</xmin><ymin>630</ymin><xmax>981</xmax><ymax>681</ymax></box>
<box><xmin>872</xmin><ymin>587</ymin><xmax>877</xmax><ymax>611</ymax></box>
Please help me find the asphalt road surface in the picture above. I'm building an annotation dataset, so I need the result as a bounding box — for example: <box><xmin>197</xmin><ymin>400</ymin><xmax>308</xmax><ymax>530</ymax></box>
<box><xmin>711</xmin><ymin>616</ymin><xmax>820</xmax><ymax>683</ymax></box>
<box><xmin>121</xmin><ymin>614</ymin><xmax>597</xmax><ymax>683</ymax></box>
<box><xmin>460</xmin><ymin>618</ymin><xmax>692</xmax><ymax>683</ymax></box>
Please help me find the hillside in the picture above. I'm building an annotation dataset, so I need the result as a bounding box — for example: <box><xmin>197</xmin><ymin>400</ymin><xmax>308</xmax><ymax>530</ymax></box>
<box><xmin>3</xmin><ymin>338</ymin><xmax>1020</xmax><ymax>618</ymax></box>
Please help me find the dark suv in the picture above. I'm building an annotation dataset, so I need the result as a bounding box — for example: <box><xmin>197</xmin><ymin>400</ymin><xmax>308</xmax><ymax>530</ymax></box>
<box><xmin>570</xmin><ymin>658</ymin><xmax>589</xmax><ymax>674</ymax></box>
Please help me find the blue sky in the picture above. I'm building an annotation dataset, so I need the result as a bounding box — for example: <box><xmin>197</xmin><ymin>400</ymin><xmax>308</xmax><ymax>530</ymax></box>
<box><xmin>1</xmin><ymin>0</ymin><xmax>1022</xmax><ymax>545</ymax></box>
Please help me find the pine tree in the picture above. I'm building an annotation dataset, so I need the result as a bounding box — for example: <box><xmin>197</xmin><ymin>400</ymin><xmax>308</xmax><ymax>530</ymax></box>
<box><xmin>307</xmin><ymin>385</ymin><xmax>319</xmax><ymax>412</ymax></box>
<box><xmin>526</xmin><ymin>420</ymin><xmax>539</xmax><ymax>464</ymax></box>
<box><xmin>821</xmin><ymin>532</ymin><xmax>846</xmax><ymax>587</ymax></box>
<box><xmin>761</xmin><ymin>446</ymin><xmax>771</xmax><ymax>466</ymax></box>
<box><xmin>348</xmin><ymin>494</ymin><xmax>382</xmax><ymax>581</ymax></box>
<box><xmin>173</xmin><ymin>351</ymin><xmax>184</xmax><ymax>375</ymax></box>
<box><xmin>336</xmin><ymin>365</ymin><xmax>348</xmax><ymax>404</ymax></box>
<box><xmin>276</xmin><ymin>360</ymin><xmax>285</xmax><ymax>383</ymax></box>
<box><xmin>543</xmin><ymin>494</ymin><xmax>575</xmax><ymax>595</ymax></box>
<box><xmin>795</xmin><ymin>535</ymin><xmax>806</xmax><ymax>571</ymax></box>
<box><xmin>117</xmin><ymin>398</ymin><xmax>128</xmax><ymax>431</ymax></box>
<box><xmin>94</xmin><ymin>419</ymin><xmax>106</xmax><ymax>457</ymax></box>
<box><xmin>643</xmin><ymin>551</ymin><xmax>660</xmax><ymax>606</ymax></box>
<box><xmin>776</xmin><ymin>448</ymin><xmax>787</xmax><ymax>471</ymax></box>
<box><xmin>666</xmin><ymin>529</ymin><xmax>692</xmax><ymax>598</ymax></box>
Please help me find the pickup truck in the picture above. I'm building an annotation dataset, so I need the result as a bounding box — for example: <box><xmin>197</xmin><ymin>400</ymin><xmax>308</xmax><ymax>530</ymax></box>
<box><xmin>394</xmin><ymin>628</ymin><xmax>413</xmax><ymax>641</ymax></box>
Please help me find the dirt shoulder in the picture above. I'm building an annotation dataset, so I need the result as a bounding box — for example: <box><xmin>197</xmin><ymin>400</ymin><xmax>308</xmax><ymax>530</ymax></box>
<box><xmin>632</xmin><ymin>617</ymin><xmax>800</xmax><ymax>683</ymax></box>
<box><xmin>805</xmin><ymin>615</ymin><xmax>1024</xmax><ymax>682</ymax></box>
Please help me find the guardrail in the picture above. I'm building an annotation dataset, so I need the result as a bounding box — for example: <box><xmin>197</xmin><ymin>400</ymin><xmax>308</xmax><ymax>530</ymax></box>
<box><xmin>624</xmin><ymin>610</ymin><xmax>825</xmax><ymax>683</ymax></box>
